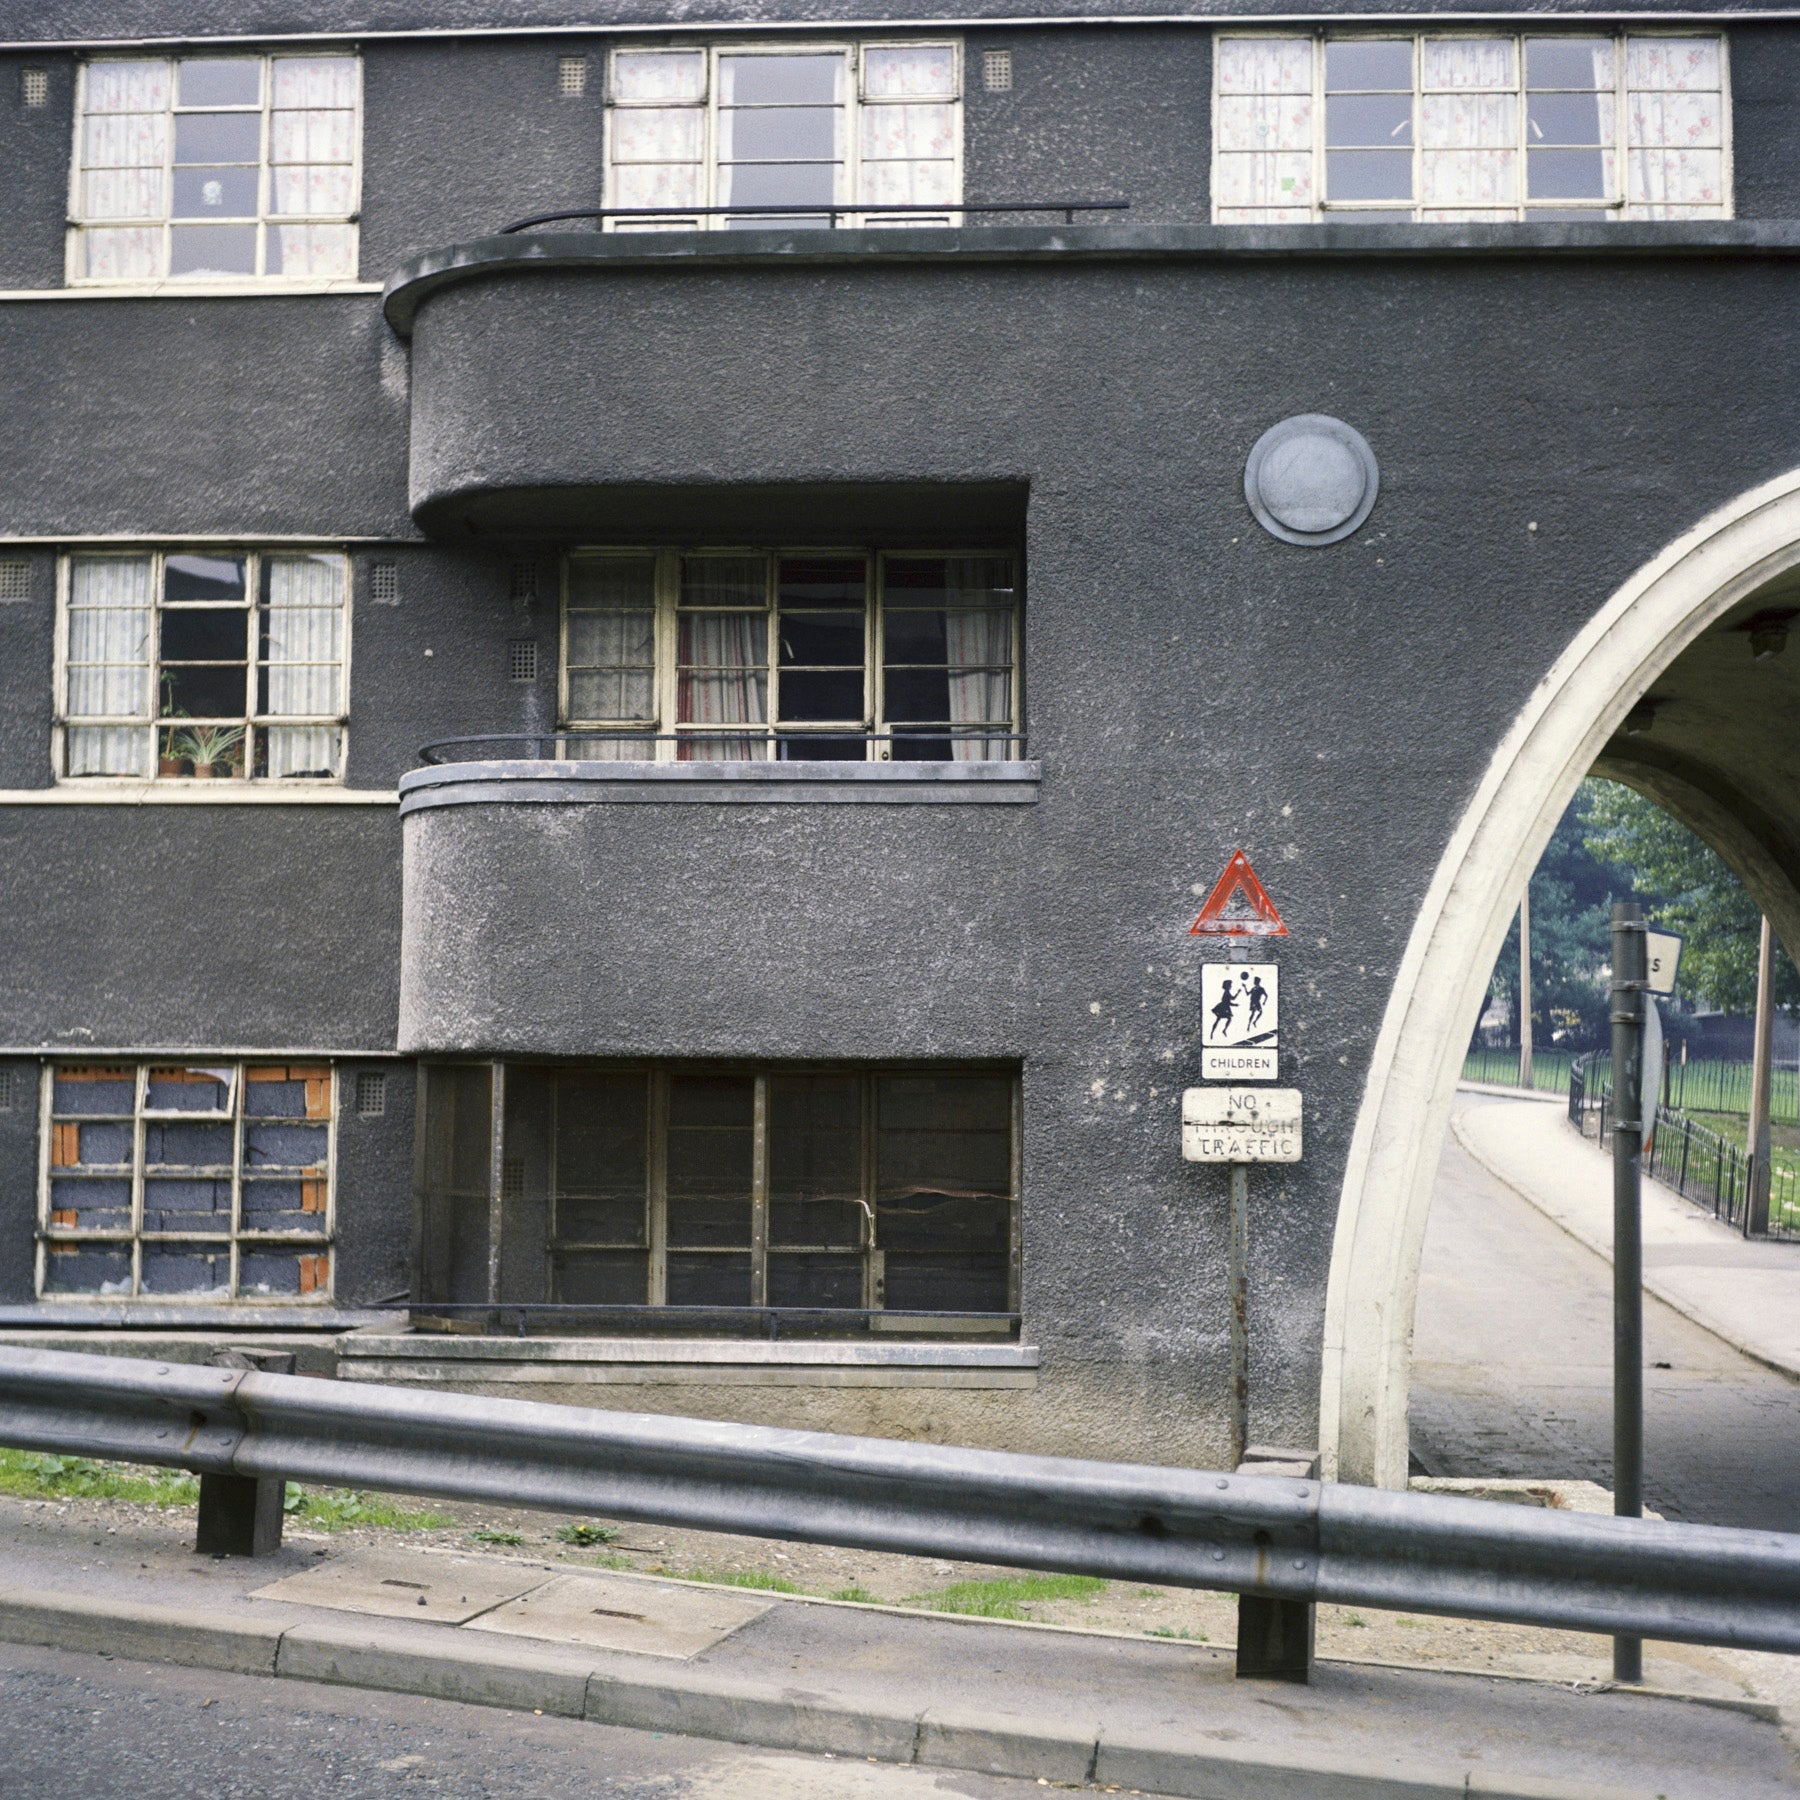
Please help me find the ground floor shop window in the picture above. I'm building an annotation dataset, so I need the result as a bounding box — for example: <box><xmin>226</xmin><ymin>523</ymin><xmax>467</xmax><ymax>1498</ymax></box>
<box><xmin>39</xmin><ymin>1061</ymin><xmax>334</xmax><ymax>1300</ymax></box>
<box><xmin>415</xmin><ymin>1064</ymin><xmax>1018</xmax><ymax>1330</ymax></box>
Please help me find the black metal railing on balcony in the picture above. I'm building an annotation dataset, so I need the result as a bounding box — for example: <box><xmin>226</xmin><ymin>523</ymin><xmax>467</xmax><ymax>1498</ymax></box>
<box><xmin>371</xmin><ymin>1302</ymin><xmax>1021</xmax><ymax>1340</ymax></box>
<box><xmin>416</xmin><ymin>730</ymin><xmax>1030</xmax><ymax>766</ymax></box>
<box><xmin>499</xmin><ymin>200</ymin><xmax>1130</xmax><ymax>233</ymax></box>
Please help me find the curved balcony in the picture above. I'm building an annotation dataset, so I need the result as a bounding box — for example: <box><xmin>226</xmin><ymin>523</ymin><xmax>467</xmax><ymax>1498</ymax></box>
<box><xmin>396</xmin><ymin>734</ymin><xmax>1042</xmax><ymax>1059</ymax></box>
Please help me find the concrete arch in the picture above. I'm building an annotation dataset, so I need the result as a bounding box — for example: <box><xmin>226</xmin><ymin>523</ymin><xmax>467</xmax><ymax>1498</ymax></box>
<box><xmin>1320</xmin><ymin>467</ymin><xmax>1800</xmax><ymax>1490</ymax></box>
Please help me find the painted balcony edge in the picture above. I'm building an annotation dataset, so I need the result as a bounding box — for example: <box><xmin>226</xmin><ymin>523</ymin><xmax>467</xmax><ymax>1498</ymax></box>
<box><xmin>382</xmin><ymin>221</ymin><xmax>1800</xmax><ymax>334</ymax></box>
<box><xmin>397</xmin><ymin>759</ymin><xmax>1044</xmax><ymax>813</ymax></box>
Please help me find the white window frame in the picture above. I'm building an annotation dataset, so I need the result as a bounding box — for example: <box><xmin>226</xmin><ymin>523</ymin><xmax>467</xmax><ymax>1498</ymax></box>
<box><xmin>66</xmin><ymin>49</ymin><xmax>364</xmax><ymax>287</ymax></box>
<box><xmin>53</xmin><ymin>546</ymin><xmax>353</xmax><ymax>785</ymax></box>
<box><xmin>558</xmin><ymin>546</ymin><xmax>1022</xmax><ymax>760</ymax></box>
<box><xmin>603</xmin><ymin>39</ymin><xmax>964</xmax><ymax>228</ymax></box>
<box><xmin>37</xmin><ymin>1059</ymin><xmax>339</xmax><ymax>1305</ymax></box>
<box><xmin>1211</xmin><ymin>29</ymin><xmax>1733</xmax><ymax>224</ymax></box>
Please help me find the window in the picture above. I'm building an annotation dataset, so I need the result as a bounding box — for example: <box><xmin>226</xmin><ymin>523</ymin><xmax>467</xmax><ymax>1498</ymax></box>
<box><xmin>417</xmin><ymin>1064</ymin><xmax>1017</xmax><ymax>1321</ymax></box>
<box><xmin>1213</xmin><ymin>34</ymin><xmax>1727</xmax><ymax>223</ymax></box>
<box><xmin>70</xmin><ymin>53</ymin><xmax>360</xmax><ymax>282</ymax></box>
<box><xmin>561</xmin><ymin>550</ymin><xmax>1019</xmax><ymax>761</ymax></box>
<box><xmin>605</xmin><ymin>41</ymin><xmax>961</xmax><ymax>227</ymax></box>
<box><xmin>41</xmin><ymin>1062</ymin><xmax>335</xmax><ymax>1301</ymax></box>
<box><xmin>57</xmin><ymin>549</ymin><xmax>349</xmax><ymax>781</ymax></box>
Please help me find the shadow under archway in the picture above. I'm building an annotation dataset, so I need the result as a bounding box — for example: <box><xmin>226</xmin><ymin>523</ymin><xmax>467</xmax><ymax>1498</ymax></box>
<box><xmin>1321</xmin><ymin>469</ymin><xmax>1800</xmax><ymax>1490</ymax></box>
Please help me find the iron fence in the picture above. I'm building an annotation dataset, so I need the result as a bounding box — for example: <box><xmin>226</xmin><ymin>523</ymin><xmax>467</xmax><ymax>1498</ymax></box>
<box><xmin>0</xmin><ymin>1345</ymin><xmax>1794</xmax><ymax>1654</ymax></box>
<box><xmin>1567</xmin><ymin>1055</ymin><xmax>1799</xmax><ymax>1240</ymax></box>
<box><xmin>417</xmin><ymin>730</ymin><xmax>1029</xmax><ymax>766</ymax></box>
<box><xmin>499</xmin><ymin>201</ymin><xmax>1130</xmax><ymax>233</ymax></box>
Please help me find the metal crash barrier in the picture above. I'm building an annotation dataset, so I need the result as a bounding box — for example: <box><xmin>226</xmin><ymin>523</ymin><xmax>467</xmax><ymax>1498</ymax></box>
<box><xmin>0</xmin><ymin>1344</ymin><xmax>1793</xmax><ymax>1682</ymax></box>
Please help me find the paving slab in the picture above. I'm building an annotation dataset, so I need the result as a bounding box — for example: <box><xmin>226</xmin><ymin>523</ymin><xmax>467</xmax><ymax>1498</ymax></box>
<box><xmin>467</xmin><ymin>1568</ymin><xmax>771</xmax><ymax>1658</ymax></box>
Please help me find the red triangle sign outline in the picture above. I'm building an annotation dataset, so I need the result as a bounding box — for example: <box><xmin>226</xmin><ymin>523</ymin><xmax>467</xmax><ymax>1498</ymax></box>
<box><xmin>1188</xmin><ymin>849</ymin><xmax>1289</xmax><ymax>938</ymax></box>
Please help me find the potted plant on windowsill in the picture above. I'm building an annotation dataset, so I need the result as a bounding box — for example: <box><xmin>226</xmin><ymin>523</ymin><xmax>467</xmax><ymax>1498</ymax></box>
<box><xmin>169</xmin><ymin>724</ymin><xmax>246</xmax><ymax>779</ymax></box>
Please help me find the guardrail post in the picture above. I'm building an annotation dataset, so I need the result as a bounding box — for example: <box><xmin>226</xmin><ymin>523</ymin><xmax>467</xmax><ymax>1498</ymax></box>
<box><xmin>1233</xmin><ymin>1447</ymin><xmax>1317</xmax><ymax>1683</ymax></box>
<box><xmin>194</xmin><ymin>1348</ymin><xmax>291</xmax><ymax>1558</ymax></box>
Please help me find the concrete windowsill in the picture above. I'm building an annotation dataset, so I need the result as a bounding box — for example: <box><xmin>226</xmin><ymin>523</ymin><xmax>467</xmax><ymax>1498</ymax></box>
<box><xmin>337</xmin><ymin>1334</ymin><xmax>1040</xmax><ymax>1389</ymax></box>
<box><xmin>398</xmin><ymin>759</ymin><xmax>1041</xmax><ymax>814</ymax></box>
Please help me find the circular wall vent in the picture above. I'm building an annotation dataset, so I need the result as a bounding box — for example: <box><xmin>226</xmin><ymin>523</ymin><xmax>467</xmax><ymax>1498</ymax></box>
<box><xmin>1244</xmin><ymin>414</ymin><xmax>1379</xmax><ymax>547</ymax></box>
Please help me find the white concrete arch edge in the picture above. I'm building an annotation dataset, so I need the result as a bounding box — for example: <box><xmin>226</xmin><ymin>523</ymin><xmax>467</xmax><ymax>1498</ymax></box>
<box><xmin>1320</xmin><ymin>464</ymin><xmax>1800</xmax><ymax>1489</ymax></box>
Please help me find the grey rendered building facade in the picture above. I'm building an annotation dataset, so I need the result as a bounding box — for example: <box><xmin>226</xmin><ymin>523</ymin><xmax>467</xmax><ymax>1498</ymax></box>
<box><xmin>5</xmin><ymin>0</ymin><xmax>1800</xmax><ymax>1490</ymax></box>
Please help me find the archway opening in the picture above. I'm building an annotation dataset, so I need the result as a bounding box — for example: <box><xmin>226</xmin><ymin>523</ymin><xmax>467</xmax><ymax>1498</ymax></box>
<box><xmin>1322</xmin><ymin>471</ymin><xmax>1800</xmax><ymax>1490</ymax></box>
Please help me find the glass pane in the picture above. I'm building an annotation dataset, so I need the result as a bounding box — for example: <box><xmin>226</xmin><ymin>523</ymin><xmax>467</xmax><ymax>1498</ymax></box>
<box><xmin>1527</xmin><ymin>90</ymin><xmax>1607</xmax><ymax>146</ymax></box>
<box><xmin>178</xmin><ymin>58</ymin><xmax>261</xmax><ymax>107</ymax></box>
<box><xmin>612</xmin><ymin>50</ymin><xmax>706</xmax><ymax>104</ymax></box>
<box><xmin>665</xmin><ymin>1076</ymin><xmax>754</xmax><ymax>1248</ymax></box>
<box><xmin>1527</xmin><ymin>39</ymin><xmax>1613</xmax><ymax>90</ymax></box>
<box><xmin>143</xmin><ymin>1176</ymin><xmax>232</xmax><ymax>1231</ymax></box>
<box><xmin>779</xmin><ymin>669</ymin><xmax>863</xmax><ymax>722</ymax></box>
<box><xmin>160</xmin><ymin>607</ymin><xmax>248</xmax><ymax>662</ymax></box>
<box><xmin>570</xmin><ymin>556</ymin><xmax>657</xmax><ymax>608</ymax></box>
<box><xmin>720</xmin><ymin>106</ymin><xmax>840</xmax><ymax>162</ymax></box>
<box><xmin>166</xmin><ymin>554</ymin><xmax>247</xmax><ymax>602</ymax></box>
<box><xmin>173</xmin><ymin>166</ymin><xmax>259</xmax><ymax>216</ymax></box>
<box><xmin>884</xmin><ymin>1253</ymin><xmax>1007</xmax><ymax>1313</ymax></box>
<box><xmin>720</xmin><ymin>54</ymin><xmax>843</xmax><ymax>106</ymax></box>
<box><xmin>863</xmin><ymin>46</ymin><xmax>957</xmax><ymax>98</ymax></box>
<box><xmin>42</xmin><ymin>1245</ymin><xmax>133</xmax><ymax>1295</ymax></box>
<box><xmin>1326</xmin><ymin>150</ymin><xmax>1414</xmax><ymax>201</ymax></box>
<box><xmin>666</xmin><ymin>1251</ymin><xmax>753</xmax><ymax>1306</ymax></box>
<box><xmin>240</xmin><ymin>1249</ymin><xmax>329</xmax><ymax>1297</ymax></box>
<box><xmin>719</xmin><ymin>163</ymin><xmax>838</xmax><ymax>210</ymax></box>
<box><xmin>1529</xmin><ymin>147</ymin><xmax>1607</xmax><ymax>199</ymax></box>
<box><xmin>141</xmin><ymin>1242</ymin><xmax>231</xmax><ymax>1294</ymax></box>
<box><xmin>173</xmin><ymin>111</ymin><xmax>261</xmax><ymax>164</ymax></box>
<box><xmin>769</xmin><ymin>1074</ymin><xmax>863</xmax><ymax>1246</ymax></box>
<box><xmin>1325</xmin><ymin>41</ymin><xmax>1413</xmax><ymax>91</ymax></box>
<box><xmin>54</xmin><ymin>1068</ymin><xmax>135</xmax><ymax>1115</ymax></box>
<box><xmin>555</xmin><ymin>1072</ymin><xmax>648</xmax><ymax>1244</ymax></box>
<box><xmin>170</xmin><ymin>224</ymin><xmax>258</xmax><ymax>275</ymax></box>
<box><xmin>145</xmin><ymin>1063</ymin><xmax>234</xmax><ymax>1114</ymax></box>
<box><xmin>144</xmin><ymin>1120</ymin><xmax>233</xmax><ymax>1167</ymax></box>
<box><xmin>244</xmin><ymin>1121</ymin><xmax>327</xmax><ymax>1169</ymax></box>
<box><xmin>49</xmin><ymin>1177</ymin><xmax>132</xmax><ymax>1230</ymax></box>
<box><xmin>1326</xmin><ymin>93</ymin><xmax>1413</xmax><ymax>147</ymax></box>
<box><xmin>769</xmin><ymin>1253</ymin><xmax>864</xmax><ymax>1308</ymax></box>
<box><xmin>876</xmin><ymin>1075</ymin><xmax>1011</xmax><ymax>1258</ymax></box>
<box><xmin>1421</xmin><ymin>39</ymin><xmax>1514</xmax><ymax>91</ymax></box>
<box><xmin>554</xmin><ymin>1249</ymin><xmax>648</xmax><ymax>1304</ymax></box>
<box><xmin>239</xmin><ymin>1176</ymin><xmax>328</xmax><ymax>1234</ymax></box>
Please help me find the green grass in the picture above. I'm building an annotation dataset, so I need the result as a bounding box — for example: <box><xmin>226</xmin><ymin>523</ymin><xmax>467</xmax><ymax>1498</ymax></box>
<box><xmin>466</xmin><ymin>1527</ymin><xmax>525</xmax><ymax>1546</ymax></box>
<box><xmin>829</xmin><ymin>1585</ymin><xmax>879</xmax><ymax>1604</ymax></box>
<box><xmin>281</xmin><ymin>1486</ymin><xmax>456</xmax><ymax>1532</ymax></box>
<box><xmin>903</xmin><ymin>1574</ymin><xmax>1109</xmax><ymax>1620</ymax></box>
<box><xmin>1461</xmin><ymin>1049</ymin><xmax>1577</xmax><ymax>1095</ymax></box>
<box><xmin>675</xmin><ymin>1567</ymin><xmax>803</xmax><ymax>1594</ymax></box>
<box><xmin>555</xmin><ymin>1522</ymin><xmax>619</xmax><ymax>1547</ymax></box>
<box><xmin>0</xmin><ymin>1451</ymin><xmax>450</xmax><ymax>1531</ymax></box>
<box><xmin>0</xmin><ymin>1449</ymin><xmax>198</xmax><ymax>1507</ymax></box>
<box><xmin>1145</xmin><ymin>1625</ymin><xmax>1208</xmax><ymax>1642</ymax></box>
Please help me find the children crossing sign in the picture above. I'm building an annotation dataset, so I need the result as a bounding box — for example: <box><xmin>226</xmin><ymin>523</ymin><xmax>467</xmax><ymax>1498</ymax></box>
<box><xmin>1201</xmin><ymin>963</ymin><xmax>1278</xmax><ymax>1080</ymax></box>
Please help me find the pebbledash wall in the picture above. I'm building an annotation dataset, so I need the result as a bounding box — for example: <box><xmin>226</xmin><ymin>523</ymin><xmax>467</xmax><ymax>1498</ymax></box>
<box><xmin>2</xmin><ymin>0</ymin><xmax>1799</xmax><ymax>1473</ymax></box>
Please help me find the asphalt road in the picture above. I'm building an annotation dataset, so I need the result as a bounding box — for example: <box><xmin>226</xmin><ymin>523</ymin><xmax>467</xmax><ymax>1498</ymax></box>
<box><xmin>1411</xmin><ymin>1120</ymin><xmax>1800</xmax><ymax>1531</ymax></box>
<box><xmin>0</xmin><ymin>1640</ymin><xmax>1071</xmax><ymax>1800</ymax></box>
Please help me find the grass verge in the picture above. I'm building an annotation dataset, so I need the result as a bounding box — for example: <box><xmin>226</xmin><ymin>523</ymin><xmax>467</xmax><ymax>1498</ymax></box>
<box><xmin>902</xmin><ymin>1574</ymin><xmax>1109</xmax><ymax>1620</ymax></box>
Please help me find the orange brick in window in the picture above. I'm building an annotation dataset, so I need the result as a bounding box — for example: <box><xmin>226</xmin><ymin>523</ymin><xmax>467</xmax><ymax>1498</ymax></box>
<box><xmin>301</xmin><ymin>1179</ymin><xmax>326</xmax><ymax>1214</ymax></box>
<box><xmin>304</xmin><ymin>1080</ymin><xmax>330</xmax><ymax>1120</ymax></box>
<box><xmin>246</xmin><ymin>1066</ymin><xmax>287</xmax><ymax>1082</ymax></box>
<box><xmin>51</xmin><ymin>1123</ymin><xmax>78</xmax><ymax>1167</ymax></box>
<box><xmin>298</xmin><ymin>1254</ymin><xmax>328</xmax><ymax>1295</ymax></box>
<box><xmin>51</xmin><ymin>1209</ymin><xmax>77</xmax><ymax>1228</ymax></box>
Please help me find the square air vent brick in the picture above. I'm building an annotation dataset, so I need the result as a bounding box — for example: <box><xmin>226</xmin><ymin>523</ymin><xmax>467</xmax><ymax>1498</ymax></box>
<box><xmin>558</xmin><ymin>55</ymin><xmax>589</xmax><ymax>97</ymax></box>
<box><xmin>982</xmin><ymin>49</ymin><xmax>1012</xmax><ymax>92</ymax></box>
<box><xmin>22</xmin><ymin>70</ymin><xmax>49</xmax><ymax>108</ymax></box>
<box><xmin>0</xmin><ymin>562</ymin><xmax>30</xmax><ymax>601</ymax></box>
<box><xmin>369</xmin><ymin>562</ymin><xmax>399</xmax><ymax>604</ymax></box>
<box><xmin>354</xmin><ymin>1071</ymin><xmax>387</xmax><ymax>1118</ymax></box>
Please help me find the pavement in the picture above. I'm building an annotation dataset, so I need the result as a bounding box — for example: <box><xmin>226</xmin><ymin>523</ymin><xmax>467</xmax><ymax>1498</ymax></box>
<box><xmin>0</xmin><ymin>1496</ymin><xmax>1794</xmax><ymax>1800</ymax></box>
<box><xmin>1450</xmin><ymin>1089</ymin><xmax>1800</xmax><ymax>1378</ymax></box>
<box><xmin>1414</xmin><ymin>1104</ymin><xmax>1800</xmax><ymax>1533</ymax></box>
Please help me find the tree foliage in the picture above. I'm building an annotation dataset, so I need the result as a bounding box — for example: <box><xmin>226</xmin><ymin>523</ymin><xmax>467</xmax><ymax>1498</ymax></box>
<box><xmin>1578</xmin><ymin>779</ymin><xmax>1800</xmax><ymax>1011</ymax></box>
<box><xmin>1486</xmin><ymin>784</ymin><xmax>1620</xmax><ymax>1046</ymax></box>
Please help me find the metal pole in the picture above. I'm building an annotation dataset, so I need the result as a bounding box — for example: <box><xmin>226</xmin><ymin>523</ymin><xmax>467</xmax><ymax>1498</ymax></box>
<box><xmin>1746</xmin><ymin>915</ymin><xmax>1775</xmax><ymax>1237</ymax></box>
<box><xmin>1228</xmin><ymin>1163</ymin><xmax>1249</xmax><ymax>1471</ymax></box>
<box><xmin>1610</xmin><ymin>901</ymin><xmax>1646</xmax><ymax>1685</ymax></box>
<box><xmin>1518</xmin><ymin>885</ymin><xmax>1534</xmax><ymax>1090</ymax></box>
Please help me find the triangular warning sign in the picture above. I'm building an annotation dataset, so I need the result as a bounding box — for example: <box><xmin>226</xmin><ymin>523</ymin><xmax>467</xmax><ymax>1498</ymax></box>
<box><xmin>1189</xmin><ymin>850</ymin><xmax>1288</xmax><ymax>938</ymax></box>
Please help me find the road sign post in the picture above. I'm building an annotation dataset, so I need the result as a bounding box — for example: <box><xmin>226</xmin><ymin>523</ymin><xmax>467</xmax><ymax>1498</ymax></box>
<box><xmin>1181</xmin><ymin>1087</ymin><xmax>1311</xmax><ymax>1680</ymax></box>
<box><xmin>1610</xmin><ymin>901</ymin><xmax>1647</xmax><ymax>1686</ymax></box>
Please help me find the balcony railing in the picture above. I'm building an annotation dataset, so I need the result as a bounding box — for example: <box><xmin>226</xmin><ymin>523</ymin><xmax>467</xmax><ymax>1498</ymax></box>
<box><xmin>417</xmin><ymin>730</ymin><xmax>1030</xmax><ymax>766</ymax></box>
<box><xmin>499</xmin><ymin>200</ymin><xmax>1129</xmax><ymax>233</ymax></box>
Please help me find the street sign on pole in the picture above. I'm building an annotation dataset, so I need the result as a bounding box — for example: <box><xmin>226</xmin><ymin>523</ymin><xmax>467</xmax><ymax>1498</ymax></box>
<box><xmin>1645</xmin><ymin>930</ymin><xmax>1683</xmax><ymax>996</ymax></box>
<box><xmin>1181</xmin><ymin>1087</ymin><xmax>1302</xmax><ymax>1163</ymax></box>
<box><xmin>1201</xmin><ymin>963</ymin><xmax>1278</xmax><ymax>1080</ymax></box>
